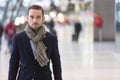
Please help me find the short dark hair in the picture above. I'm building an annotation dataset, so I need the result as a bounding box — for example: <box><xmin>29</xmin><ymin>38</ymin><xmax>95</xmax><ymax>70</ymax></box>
<box><xmin>27</xmin><ymin>5</ymin><xmax>44</xmax><ymax>16</ymax></box>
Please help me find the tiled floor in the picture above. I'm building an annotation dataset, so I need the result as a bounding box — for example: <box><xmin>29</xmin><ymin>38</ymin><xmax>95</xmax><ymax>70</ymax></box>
<box><xmin>0</xmin><ymin>25</ymin><xmax>120</xmax><ymax>80</ymax></box>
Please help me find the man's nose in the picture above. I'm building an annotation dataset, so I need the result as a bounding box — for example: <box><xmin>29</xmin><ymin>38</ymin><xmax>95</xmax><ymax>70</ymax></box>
<box><xmin>33</xmin><ymin>18</ymin><xmax>37</xmax><ymax>22</ymax></box>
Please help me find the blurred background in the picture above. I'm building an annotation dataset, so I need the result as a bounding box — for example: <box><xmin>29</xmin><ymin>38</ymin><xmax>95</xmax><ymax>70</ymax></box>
<box><xmin>0</xmin><ymin>0</ymin><xmax>120</xmax><ymax>80</ymax></box>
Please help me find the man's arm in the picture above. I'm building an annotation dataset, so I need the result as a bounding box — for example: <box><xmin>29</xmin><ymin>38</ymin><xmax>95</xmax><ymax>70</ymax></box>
<box><xmin>51</xmin><ymin>36</ymin><xmax>62</xmax><ymax>80</ymax></box>
<box><xmin>8</xmin><ymin>35</ymin><xmax>20</xmax><ymax>80</ymax></box>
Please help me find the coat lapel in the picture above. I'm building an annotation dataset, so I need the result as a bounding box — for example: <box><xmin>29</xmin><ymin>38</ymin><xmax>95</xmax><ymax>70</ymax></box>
<box><xmin>24</xmin><ymin>32</ymin><xmax>35</xmax><ymax>59</ymax></box>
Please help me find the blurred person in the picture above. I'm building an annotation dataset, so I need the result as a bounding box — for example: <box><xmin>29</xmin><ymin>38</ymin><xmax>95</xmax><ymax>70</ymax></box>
<box><xmin>72</xmin><ymin>18</ymin><xmax>82</xmax><ymax>42</ymax></box>
<box><xmin>48</xmin><ymin>18</ymin><xmax>56</xmax><ymax>35</ymax></box>
<box><xmin>4</xmin><ymin>19</ymin><xmax>16</xmax><ymax>53</ymax></box>
<box><xmin>0</xmin><ymin>22</ymin><xmax>3</xmax><ymax>51</ymax></box>
<box><xmin>8</xmin><ymin>5</ymin><xmax>62</xmax><ymax>80</ymax></box>
<box><xmin>94</xmin><ymin>13</ymin><xmax>103</xmax><ymax>41</ymax></box>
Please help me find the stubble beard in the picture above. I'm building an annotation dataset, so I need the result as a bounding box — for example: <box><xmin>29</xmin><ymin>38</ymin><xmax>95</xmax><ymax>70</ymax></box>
<box><xmin>32</xmin><ymin>23</ymin><xmax>40</xmax><ymax>29</ymax></box>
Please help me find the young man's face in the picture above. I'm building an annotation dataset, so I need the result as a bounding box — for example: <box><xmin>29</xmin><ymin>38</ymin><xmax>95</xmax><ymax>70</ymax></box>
<box><xmin>27</xmin><ymin>9</ymin><xmax>45</xmax><ymax>30</ymax></box>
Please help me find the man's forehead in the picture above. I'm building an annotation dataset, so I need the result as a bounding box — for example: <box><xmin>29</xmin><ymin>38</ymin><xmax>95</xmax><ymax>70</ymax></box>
<box><xmin>28</xmin><ymin>9</ymin><xmax>42</xmax><ymax>15</ymax></box>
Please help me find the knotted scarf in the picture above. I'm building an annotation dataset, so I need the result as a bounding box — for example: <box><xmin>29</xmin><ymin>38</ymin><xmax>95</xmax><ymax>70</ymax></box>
<box><xmin>25</xmin><ymin>24</ymin><xmax>49</xmax><ymax>67</ymax></box>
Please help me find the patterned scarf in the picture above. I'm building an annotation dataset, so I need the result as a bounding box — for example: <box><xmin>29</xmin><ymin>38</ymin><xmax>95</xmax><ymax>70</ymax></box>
<box><xmin>25</xmin><ymin>24</ymin><xmax>49</xmax><ymax>67</ymax></box>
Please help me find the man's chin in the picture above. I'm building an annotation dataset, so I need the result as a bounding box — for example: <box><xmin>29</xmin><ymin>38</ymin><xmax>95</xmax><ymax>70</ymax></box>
<box><xmin>32</xmin><ymin>25</ymin><xmax>39</xmax><ymax>28</ymax></box>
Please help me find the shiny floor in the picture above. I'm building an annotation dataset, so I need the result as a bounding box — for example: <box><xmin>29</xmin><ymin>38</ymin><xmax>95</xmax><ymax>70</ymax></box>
<box><xmin>0</xmin><ymin>25</ymin><xmax>120</xmax><ymax>80</ymax></box>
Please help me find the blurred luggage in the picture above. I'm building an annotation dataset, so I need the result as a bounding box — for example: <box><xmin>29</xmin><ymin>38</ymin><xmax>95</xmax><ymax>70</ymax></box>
<box><xmin>72</xmin><ymin>33</ymin><xmax>77</xmax><ymax>41</ymax></box>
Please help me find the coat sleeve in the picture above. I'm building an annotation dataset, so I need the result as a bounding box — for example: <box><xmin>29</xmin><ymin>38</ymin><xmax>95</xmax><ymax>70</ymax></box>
<box><xmin>51</xmin><ymin>36</ymin><xmax>62</xmax><ymax>80</ymax></box>
<box><xmin>8</xmin><ymin>35</ymin><xmax>20</xmax><ymax>80</ymax></box>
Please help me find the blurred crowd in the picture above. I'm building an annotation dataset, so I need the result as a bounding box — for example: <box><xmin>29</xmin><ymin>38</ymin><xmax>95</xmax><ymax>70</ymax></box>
<box><xmin>0</xmin><ymin>15</ymin><xmax>84</xmax><ymax>54</ymax></box>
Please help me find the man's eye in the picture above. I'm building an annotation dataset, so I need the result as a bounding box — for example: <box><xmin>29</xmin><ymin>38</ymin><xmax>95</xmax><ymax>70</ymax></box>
<box><xmin>30</xmin><ymin>16</ymin><xmax>34</xmax><ymax>19</ymax></box>
<box><xmin>37</xmin><ymin>16</ymin><xmax>41</xmax><ymax>18</ymax></box>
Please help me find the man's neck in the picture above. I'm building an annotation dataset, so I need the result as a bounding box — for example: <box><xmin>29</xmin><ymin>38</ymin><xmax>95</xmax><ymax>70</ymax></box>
<box><xmin>28</xmin><ymin>25</ymin><xmax>41</xmax><ymax>34</ymax></box>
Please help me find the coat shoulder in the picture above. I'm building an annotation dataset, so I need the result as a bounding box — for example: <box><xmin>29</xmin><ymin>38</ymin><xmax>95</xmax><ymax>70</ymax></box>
<box><xmin>14</xmin><ymin>30</ymin><xmax>26</xmax><ymax>40</ymax></box>
<box><xmin>15</xmin><ymin>30</ymin><xmax>26</xmax><ymax>37</ymax></box>
<box><xmin>46</xmin><ymin>32</ymin><xmax>57</xmax><ymax>40</ymax></box>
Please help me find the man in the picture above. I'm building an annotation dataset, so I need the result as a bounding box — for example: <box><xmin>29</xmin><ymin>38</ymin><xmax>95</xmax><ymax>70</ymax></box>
<box><xmin>48</xmin><ymin>18</ymin><xmax>56</xmax><ymax>35</ymax></box>
<box><xmin>72</xmin><ymin>18</ymin><xmax>82</xmax><ymax>42</ymax></box>
<box><xmin>8</xmin><ymin>5</ymin><xmax>62</xmax><ymax>80</ymax></box>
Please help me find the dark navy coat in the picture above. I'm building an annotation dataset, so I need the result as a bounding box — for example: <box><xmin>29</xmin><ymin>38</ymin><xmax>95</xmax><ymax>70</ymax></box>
<box><xmin>8</xmin><ymin>31</ymin><xmax>62</xmax><ymax>80</ymax></box>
